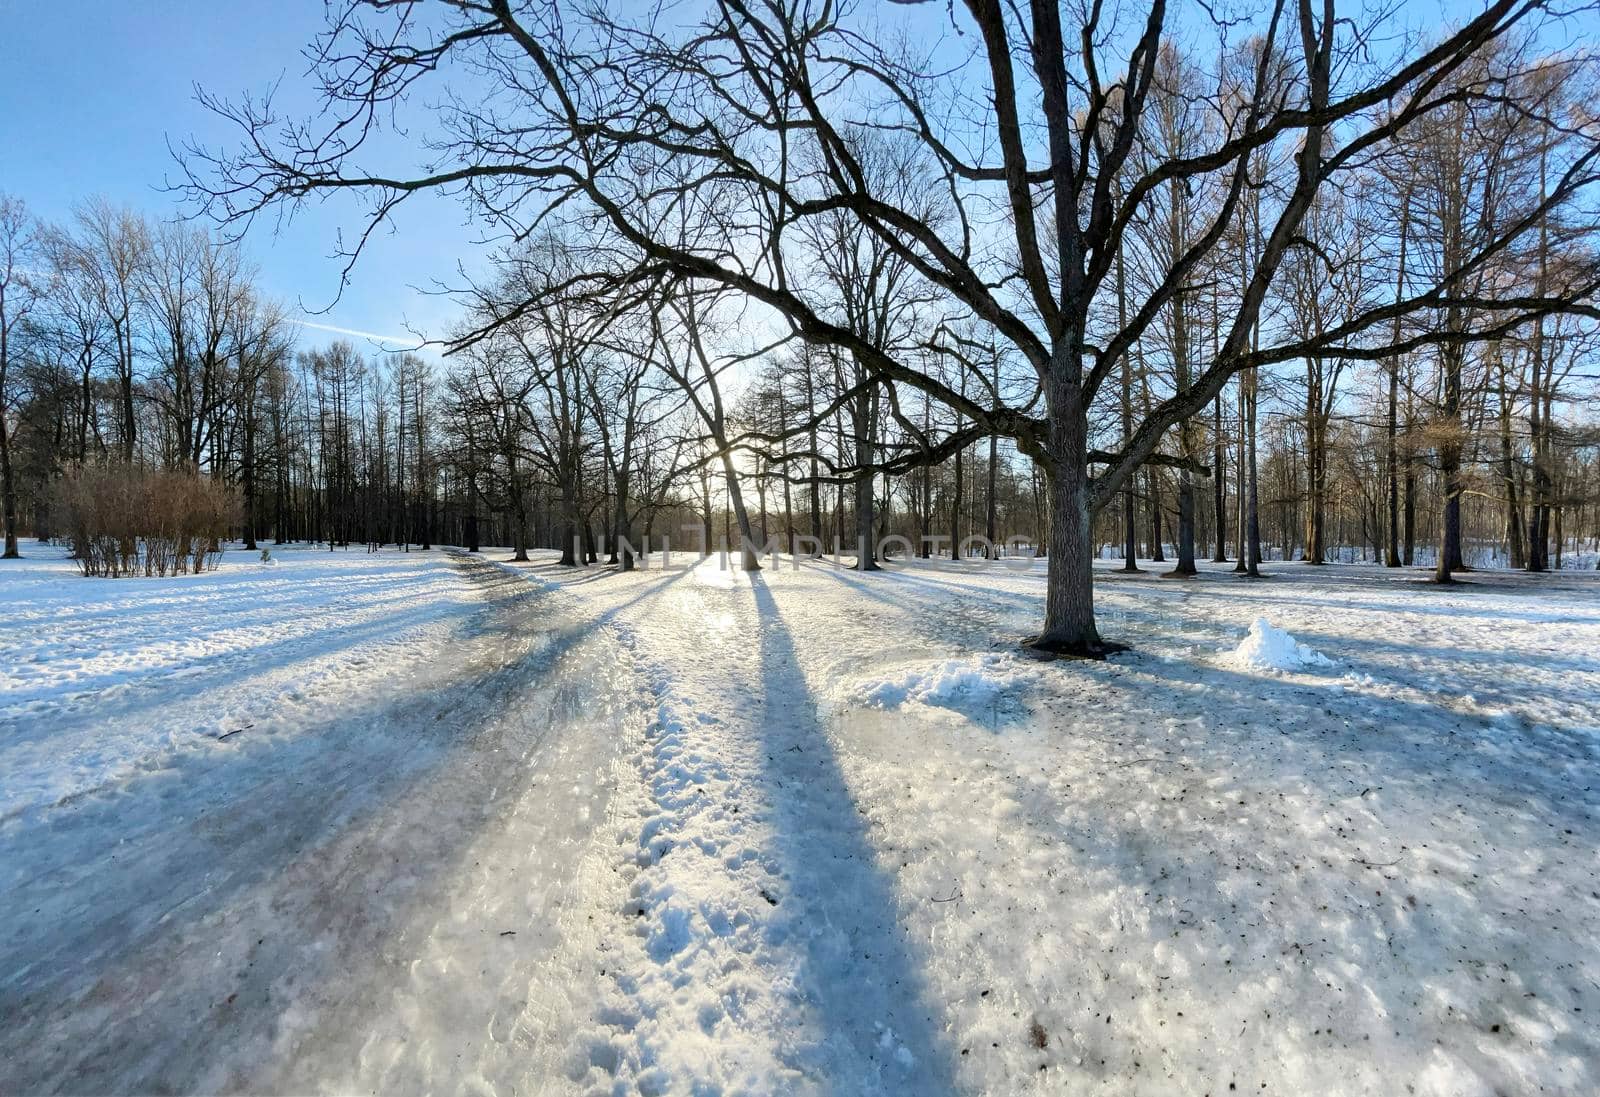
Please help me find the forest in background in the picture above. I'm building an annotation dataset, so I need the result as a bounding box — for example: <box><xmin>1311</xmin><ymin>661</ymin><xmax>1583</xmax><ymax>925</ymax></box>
<box><xmin>2</xmin><ymin>1</ymin><xmax>1598</xmax><ymax>615</ymax></box>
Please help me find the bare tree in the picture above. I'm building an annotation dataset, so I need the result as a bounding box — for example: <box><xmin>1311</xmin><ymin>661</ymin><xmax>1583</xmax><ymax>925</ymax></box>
<box><xmin>0</xmin><ymin>195</ymin><xmax>44</xmax><ymax>557</ymax></box>
<box><xmin>186</xmin><ymin>0</ymin><xmax>1600</xmax><ymax>649</ymax></box>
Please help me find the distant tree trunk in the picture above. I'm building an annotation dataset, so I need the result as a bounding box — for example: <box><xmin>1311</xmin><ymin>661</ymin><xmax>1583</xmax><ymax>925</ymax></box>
<box><xmin>721</xmin><ymin>452</ymin><xmax>761</xmax><ymax>570</ymax></box>
<box><xmin>0</xmin><ymin>416</ymin><xmax>17</xmax><ymax>558</ymax></box>
<box><xmin>0</xmin><ymin>279</ymin><xmax>16</xmax><ymax>558</ymax></box>
<box><xmin>1138</xmin><ymin>358</ymin><xmax>1165</xmax><ymax>563</ymax></box>
<box><xmin>919</xmin><ymin>396</ymin><xmax>932</xmax><ymax>558</ymax></box>
<box><xmin>1244</xmin><ymin>367</ymin><xmax>1262</xmax><ymax>576</ymax></box>
<box><xmin>1169</xmin><ymin>298</ymin><xmax>1196</xmax><ymax>574</ymax></box>
<box><xmin>853</xmin><ymin>375</ymin><xmax>878</xmax><ymax>571</ymax></box>
<box><xmin>1497</xmin><ymin>351</ymin><xmax>1526</xmax><ymax>569</ymax></box>
<box><xmin>1303</xmin><ymin>358</ymin><xmax>1326</xmax><ymax>565</ymax></box>
<box><xmin>615</xmin><ymin>467</ymin><xmax>634</xmax><ymax>571</ymax></box>
<box><xmin>1233</xmin><ymin>371</ymin><xmax>1247</xmax><ymax>572</ymax></box>
<box><xmin>1385</xmin><ymin>194</ymin><xmax>1410</xmax><ymax>567</ymax></box>
<box><xmin>778</xmin><ymin>390</ymin><xmax>795</xmax><ymax>552</ymax></box>
<box><xmin>242</xmin><ymin>398</ymin><xmax>258</xmax><ymax>551</ymax></box>
<box><xmin>700</xmin><ymin>465</ymin><xmax>713</xmax><ymax>552</ymax></box>
<box><xmin>1385</xmin><ymin>353</ymin><xmax>1402</xmax><ymax>568</ymax></box>
<box><xmin>1403</xmin><ymin>453</ymin><xmax>1417</xmax><ymax>566</ymax></box>
<box><xmin>950</xmin><ymin>409</ymin><xmax>964</xmax><ymax>558</ymax></box>
<box><xmin>985</xmin><ymin>357</ymin><xmax>999</xmax><ymax>559</ymax></box>
<box><xmin>804</xmin><ymin>365</ymin><xmax>822</xmax><ymax>544</ymax></box>
<box><xmin>1527</xmin><ymin>154</ymin><xmax>1551</xmax><ymax>573</ymax></box>
<box><xmin>1435</xmin><ymin>340</ymin><xmax>1465</xmax><ymax>583</ymax></box>
<box><xmin>511</xmin><ymin>469</ymin><xmax>531</xmax><ymax>563</ymax></box>
<box><xmin>1117</xmin><ymin>244</ymin><xmax>1139</xmax><ymax>573</ymax></box>
<box><xmin>1210</xmin><ymin>282</ymin><xmax>1226</xmax><ymax>564</ymax></box>
<box><xmin>1148</xmin><ymin>470</ymin><xmax>1165</xmax><ymax>563</ymax></box>
<box><xmin>1212</xmin><ymin>389</ymin><xmax>1226</xmax><ymax>562</ymax></box>
<box><xmin>414</xmin><ymin>378</ymin><xmax>431</xmax><ymax>550</ymax></box>
<box><xmin>1240</xmin><ymin>198</ymin><xmax>1263</xmax><ymax>576</ymax></box>
<box><xmin>464</xmin><ymin>418</ymin><xmax>480</xmax><ymax>552</ymax></box>
<box><xmin>556</xmin><ymin>467</ymin><xmax>577</xmax><ymax>566</ymax></box>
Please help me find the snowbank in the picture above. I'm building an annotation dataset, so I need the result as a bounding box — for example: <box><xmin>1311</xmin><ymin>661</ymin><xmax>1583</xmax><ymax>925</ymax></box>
<box><xmin>1225</xmin><ymin>616</ymin><xmax>1334</xmax><ymax>672</ymax></box>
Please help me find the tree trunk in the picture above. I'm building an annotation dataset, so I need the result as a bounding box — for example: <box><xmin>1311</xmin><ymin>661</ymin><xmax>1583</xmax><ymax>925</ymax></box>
<box><xmin>512</xmin><ymin>474</ymin><xmax>531</xmax><ymax>563</ymax></box>
<box><xmin>1386</xmin><ymin>356</ymin><xmax>1402</xmax><ymax>567</ymax></box>
<box><xmin>919</xmin><ymin>398</ymin><xmax>932</xmax><ymax>558</ymax></box>
<box><xmin>985</xmin><ymin>358</ymin><xmax>999</xmax><ymax>559</ymax></box>
<box><xmin>1245</xmin><ymin>368</ymin><xmax>1262</xmax><ymax>576</ymax></box>
<box><xmin>0</xmin><ymin>414</ymin><xmax>17</xmax><ymax>558</ymax></box>
<box><xmin>721</xmin><ymin>452</ymin><xmax>761</xmax><ymax>570</ymax></box>
<box><xmin>1233</xmin><ymin>372</ymin><xmax>1247</xmax><ymax>572</ymax></box>
<box><xmin>615</xmin><ymin>469</ymin><xmax>634</xmax><ymax>571</ymax></box>
<box><xmin>1384</xmin><ymin>193</ymin><xmax>1409</xmax><ymax>567</ymax></box>
<box><xmin>1304</xmin><ymin>362</ymin><xmax>1326</xmax><ymax>565</ymax></box>
<box><xmin>950</xmin><ymin>418</ymin><xmax>964</xmax><ymax>558</ymax></box>
<box><xmin>1435</xmin><ymin>342</ymin><xmax>1465</xmax><ymax>583</ymax></box>
<box><xmin>1212</xmin><ymin>391</ymin><xmax>1227</xmax><ymax>562</ymax></box>
<box><xmin>1027</xmin><ymin>375</ymin><xmax>1119</xmax><ymax>657</ymax></box>
<box><xmin>1497</xmin><ymin>355</ymin><xmax>1525</xmax><ymax>569</ymax></box>
<box><xmin>853</xmin><ymin>381</ymin><xmax>878</xmax><ymax>570</ymax></box>
<box><xmin>1116</xmin><ymin>245</ymin><xmax>1139</xmax><ymax>573</ymax></box>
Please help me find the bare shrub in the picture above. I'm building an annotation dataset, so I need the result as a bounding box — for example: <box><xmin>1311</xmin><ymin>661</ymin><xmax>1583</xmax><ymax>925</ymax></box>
<box><xmin>53</xmin><ymin>464</ymin><xmax>239</xmax><ymax>577</ymax></box>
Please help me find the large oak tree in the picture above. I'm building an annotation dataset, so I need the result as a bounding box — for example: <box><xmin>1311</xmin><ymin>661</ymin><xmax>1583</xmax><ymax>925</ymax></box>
<box><xmin>187</xmin><ymin>0</ymin><xmax>1600</xmax><ymax>653</ymax></box>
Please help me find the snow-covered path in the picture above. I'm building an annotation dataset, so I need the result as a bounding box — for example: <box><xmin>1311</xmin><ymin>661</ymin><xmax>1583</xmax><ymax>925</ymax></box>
<box><xmin>1</xmin><ymin>549</ymin><xmax>641</xmax><ymax>1094</ymax></box>
<box><xmin>496</xmin><ymin>552</ymin><xmax>1600</xmax><ymax>1097</ymax></box>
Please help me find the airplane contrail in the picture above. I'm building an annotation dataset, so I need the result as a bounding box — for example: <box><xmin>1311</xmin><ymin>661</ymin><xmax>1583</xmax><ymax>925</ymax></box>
<box><xmin>287</xmin><ymin>318</ymin><xmax>425</xmax><ymax>346</ymax></box>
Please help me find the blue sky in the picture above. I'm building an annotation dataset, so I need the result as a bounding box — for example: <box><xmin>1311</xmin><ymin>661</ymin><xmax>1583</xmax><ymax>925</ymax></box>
<box><xmin>0</xmin><ymin>1</ymin><xmax>480</xmax><ymax>357</ymax></box>
<box><xmin>3</xmin><ymin>0</ymin><xmax>1576</xmax><ymax>365</ymax></box>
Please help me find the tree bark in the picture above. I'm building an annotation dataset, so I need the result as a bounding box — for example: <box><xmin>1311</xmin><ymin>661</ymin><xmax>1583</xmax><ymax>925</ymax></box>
<box><xmin>1027</xmin><ymin>374</ymin><xmax>1121</xmax><ymax>657</ymax></box>
<box><xmin>721</xmin><ymin>452</ymin><xmax>761</xmax><ymax>570</ymax></box>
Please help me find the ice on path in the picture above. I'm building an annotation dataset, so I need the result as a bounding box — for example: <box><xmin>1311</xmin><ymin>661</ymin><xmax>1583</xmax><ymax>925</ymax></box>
<box><xmin>1225</xmin><ymin>616</ymin><xmax>1334</xmax><ymax>671</ymax></box>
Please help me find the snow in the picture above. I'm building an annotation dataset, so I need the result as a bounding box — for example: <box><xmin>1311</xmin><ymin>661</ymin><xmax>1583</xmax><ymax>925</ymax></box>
<box><xmin>4</xmin><ymin>546</ymin><xmax>1599</xmax><ymax>1095</ymax></box>
<box><xmin>0</xmin><ymin>542</ymin><xmax>483</xmax><ymax>818</ymax></box>
<box><xmin>0</xmin><ymin>544</ymin><xmax>641</xmax><ymax>1094</ymax></box>
<box><xmin>1224</xmin><ymin>616</ymin><xmax>1335</xmax><ymax>672</ymax></box>
<box><xmin>848</xmin><ymin>652</ymin><xmax>1026</xmax><ymax>712</ymax></box>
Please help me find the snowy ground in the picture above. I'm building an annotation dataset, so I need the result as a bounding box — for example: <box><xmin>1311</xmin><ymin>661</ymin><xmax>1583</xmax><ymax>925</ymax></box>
<box><xmin>3</xmin><ymin>543</ymin><xmax>1598</xmax><ymax>1095</ymax></box>
<box><xmin>0</xmin><ymin>544</ymin><xmax>642</xmax><ymax>1094</ymax></box>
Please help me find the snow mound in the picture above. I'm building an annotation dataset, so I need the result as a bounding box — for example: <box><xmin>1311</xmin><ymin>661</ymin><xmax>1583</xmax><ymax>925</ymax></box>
<box><xmin>849</xmin><ymin>653</ymin><xmax>1019</xmax><ymax>711</ymax></box>
<box><xmin>1225</xmin><ymin>618</ymin><xmax>1334</xmax><ymax>672</ymax></box>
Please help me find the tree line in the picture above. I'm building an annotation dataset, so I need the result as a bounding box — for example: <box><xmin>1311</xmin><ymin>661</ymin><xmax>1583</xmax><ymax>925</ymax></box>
<box><xmin>7</xmin><ymin>2</ymin><xmax>1600</xmax><ymax>648</ymax></box>
<box><xmin>178</xmin><ymin>0</ymin><xmax>1600</xmax><ymax>651</ymax></box>
<box><xmin>0</xmin><ymin>198</ymin><xmax>456</xmax><ymax>554</ymax></box>
<box><xmin>2</xmin><ymin>184</ymin><xmax>1596</xmax><ymax>587</ymax></box>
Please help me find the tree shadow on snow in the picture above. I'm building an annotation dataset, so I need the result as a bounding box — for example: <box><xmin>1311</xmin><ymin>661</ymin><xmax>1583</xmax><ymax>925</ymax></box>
<box><xmin>746</xmin><ymin>576</ymin><xmax>958</xmax><ymax>1092</ymax></box>
<box><xmin>986</xmin><ymin>646</ymin><xmax>1600</xmax><ymax>1090</ymax></box>
<box><xmin>0</xmin><ymin>554</ymin><xmax>641</xmax><ymax>1095</ymax></box>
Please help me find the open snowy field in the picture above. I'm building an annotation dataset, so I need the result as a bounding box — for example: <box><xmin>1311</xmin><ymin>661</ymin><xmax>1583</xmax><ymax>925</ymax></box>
<box><xmin>3</xmin><ymin>544</ymin><xmax>1598</xmax><ymax>1095</ymax></box>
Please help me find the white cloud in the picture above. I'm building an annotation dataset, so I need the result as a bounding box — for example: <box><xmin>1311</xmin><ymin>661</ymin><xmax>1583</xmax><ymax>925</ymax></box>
<box><xmin>287</xmin><ymin>317</ymin><xmax>425</xmax><ymax>347</ymax></box>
